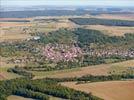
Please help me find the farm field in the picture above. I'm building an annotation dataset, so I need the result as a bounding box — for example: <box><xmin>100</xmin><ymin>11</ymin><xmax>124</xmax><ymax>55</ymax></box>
<box><xmin>0</xmin><ymin>17</ymin><xmax>75</xmax><ymax>42</ymax></box>
<box><xmin>33</xmin><ymin>60</ymin><xmax>134</xmax><ymax>79</ymax></box>
<box><xmin>0</xmin><ymin>13</ymin><xmax>134</xmax><ymax>42</ymax></box>
<box><xmin>61</xmin><ymin>80</ymin><xmax>134</xmax><ymax>100</ymax></box>
<box><xmin>95</xmin><ymin>14</ymin><xmax>134</xmax><ymax>21</ymax></box>
<box><xmin>0</xmin><ymin>22</ymin><xmax>34</xmax><ymax>42</ymax></box>
<box><xmin>7</xmin><ymin>95</ymin><xmax>35</xmax><ymax>100</ymax></box>
<box><xmin>0</xmin><ymin>32</ymin><xmax>33</xmax><ymax>42</ymax></box>
<box><xmin>83</xmin><ymin>25</ymin><xmax>134</xmax><ymax>36</ymax></box>
<box><xmin>1</xmin><ymin>59</ymin><xmax>133</xmax><ymax>80</ymax></box>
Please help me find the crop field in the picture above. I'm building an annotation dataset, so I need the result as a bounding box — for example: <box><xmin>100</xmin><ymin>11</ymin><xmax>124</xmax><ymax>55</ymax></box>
<box><xmin>7</xmin><ymin>95</ymin><xmax>34</xmax><ymax>100</ymax></box>
<box><xmin>83</xmin><ymin>25</ymin><xmax>134</xmax><ymax>36</ymax></box>
<box><xmin>0</xmin><ymin>32</ymin><xmax>33</xmax><ymax>42</ymax></box>
<box><xmin>61</xmin><ymin>80</ymin><xmax>134</xmax><ymax>100</ymax></box>
<box><xmin>0</xmin><ymin>22</ymin><xmax>34</xmax><ymax>27</ymax></box>
<box><xmin>1</xmin><ymin>14</ymin><xmax>134</xmax><ymax>42</ymax></box>
<box><xmin>0</xmin><ymin>17</ymin><xmax>76</xmax><ymax>42</ymax></box>
<box><xmin>32</xmin><ymin>60</ymin><xmax>134</xmax><ymax>79</ymax></box>
<box><xmin>95</xmin><ymin>14</ymin><xmax>134</xmax><ymax>21</ymax></box>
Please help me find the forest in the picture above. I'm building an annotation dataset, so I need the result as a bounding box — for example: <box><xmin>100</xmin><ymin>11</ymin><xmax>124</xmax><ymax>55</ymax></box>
<box><xmin>69</xmin><ymin>18</ymin><xmax>134</xmax><ymax>26</ymax></box>
<box><xmin>73</xmin><ymin>28</ymin><xmax>134</xmax><ymax>46</ymax></box>
<box><xmin>38</xmin><ymin>28</ymin><xmax>134</xmax><ymax>46</ymax></box>
<box><xmin>0</xmin><ymin>77</ymin><xmax>102</xmax><ymax>100</ymax></box>
<box><xmin>1</xmin><ymin>73</ymin><xmax>133</xmax><ymax>100</ymax></box>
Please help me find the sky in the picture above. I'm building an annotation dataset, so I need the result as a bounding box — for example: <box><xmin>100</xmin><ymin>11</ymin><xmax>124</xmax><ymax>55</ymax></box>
<box><xmin>1</xmin><ymin>0</ymin><xmax>134</xmax><ymax>7</ymax></box>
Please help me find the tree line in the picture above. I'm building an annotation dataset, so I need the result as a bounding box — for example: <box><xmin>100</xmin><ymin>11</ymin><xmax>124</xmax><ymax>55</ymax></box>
<box><xmin>69</xmin><ymin>18</ymin><xmax>134</xmax><ymax>26</ymax></box>
<box><xmin>1</xmin><ymin>74</ymin><xmax>133</xmax><ymax>100</ymax></box>
<box><xmin>0</xmin><ymin>78</ymin><xmax>101</xmax><ymax>100</ymax></box>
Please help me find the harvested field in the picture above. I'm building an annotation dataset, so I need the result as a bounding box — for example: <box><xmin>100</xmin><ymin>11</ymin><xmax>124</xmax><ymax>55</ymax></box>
<box><xmin>96</xmin><ymin>14</ymin><xmax>134</xmax><ymax>21</ymax></box>
<box><xmin>0</xmin><ymin>32</ymin><xmax>32</xmax><ymax>42</ymax></box>
<box><xmin>0</xmin><ymin>22</ymin><xmax>34</xmax><ymax>27</ymax></box>
<box><xmin>7</xmin><ymin>95</ymin><xmax>34</xmax><ymax>100</ymax></box>
<box><xmin>0</xmin><ymin>25</ymin><xmax>33</xmax><ymax>42</ymax></box>
<box><xmin>0</xmin><ymin>18</ymin><xmax>32</xmax><ymax>21</ymax></box>
<box><xmin>0</xmin><ymin>18</ymin><xmax>75</xmax><ymax>42</ymax></box>
<box><xmin>83</xmin><ymin>25</ymin><xmax>134</xmax><ymax>36</ymax></box>
<box><xmin>33</xmin><ymin>60</ymin><xmax>134</xmax><ymax>79</ymax></box>
<box><xmin>61</xmin><ymin>80</ymin><xmax>134</xmax><ymax>100</ymax></box>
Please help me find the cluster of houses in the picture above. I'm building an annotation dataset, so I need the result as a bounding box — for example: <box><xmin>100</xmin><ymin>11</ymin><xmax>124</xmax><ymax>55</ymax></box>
<box><xmin>89</xmin><ymin>48</ymin><xmax>134</xmax><ymax>58</ymax></box>
<box><xmin>7</xmin><ymin>42</ymin><xmax>134</xmax><ymax>65</ymax></box>
<box><xmin>29</xmin><ymin>43</ymin><xmax>134</xmax><ymax>63</ymax></box>
<box><xmin>42</xmin><ymin>44</ymin><xmax>82</xmax><ymax>62</ymax></box>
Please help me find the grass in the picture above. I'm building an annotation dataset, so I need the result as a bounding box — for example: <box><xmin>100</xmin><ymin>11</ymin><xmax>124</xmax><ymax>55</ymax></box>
<box><xmin>0</xmin><ymin>60</ymin><xmax>22</xmax><ymax>80</ymax></box>
<box><xmin>32</xmin><ymin>60</ymin><xmax>134</xmax><ymax>79</ymax></box>
<box><xmin>0</xmin><ymin>72</ymin><xmax>22</xmax><ymax>80</ymax></box>
<box><xmin>83</xmin><ymin>25</ymin><xmax>134</xmax><ymax>36</ymax></box>
<box><xmin>32</xmin><ymin>67</ymin><xmax>81</xmax><ymax>79</ymax></box>
<box><xmin>0</xmin><ymin>67</ymin><xmax>22</xmax><ymax>80</ymax></box>
<box><xmin>7</xmin><ymin>95</ymin><xmax>34</xmax><ymax>100</ymax></box>
<box><xmin>109</xmin><ymin>65</ymin><xmax>134</xmax><ymax>75</ymax></box>
<box><xmin>49</xmin><ymin>96</ymin><xmax>66</xmax><ymax>100</ymax></box>
<box><xmin>104</xmin><ymin>58</ymin><xmax>121</xmax><ymax>64</ymax></box>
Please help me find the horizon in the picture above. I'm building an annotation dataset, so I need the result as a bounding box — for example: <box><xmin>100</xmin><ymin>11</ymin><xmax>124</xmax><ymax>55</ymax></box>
<box><xmin>1</xmin><ymin>0</ymin><xmax>134</xmax><ymax>7</ymax></box>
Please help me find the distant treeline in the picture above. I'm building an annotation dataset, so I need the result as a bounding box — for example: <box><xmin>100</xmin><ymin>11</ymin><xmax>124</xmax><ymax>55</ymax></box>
<box><xmin>69</xmin><ymin>18</ymin><xmax>134</xmax><ymax>26</ymax></box>
<box><xmin>0</xmin><ymin>10</ymin><xmax>133</xmax><ymax>18</ymax></box>
<box><xmin>33</xmin><ymin>18</ymin><xmax>59</xmax><ymax>22</ymax></box>
<box><xmin>0</xmin><ymin>20</ymin><xmax>30</xmax><ymax>22</ymax></box>
<box><xmin>0</xmin><ymin>10</ymin><xmax>89</xmax><ymax>18</ymax></box>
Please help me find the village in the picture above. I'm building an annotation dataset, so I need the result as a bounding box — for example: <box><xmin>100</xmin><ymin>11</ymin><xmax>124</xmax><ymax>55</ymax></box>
<box><xmin>6</xmin><ymin>42</ymin><xmax>134</xmax><ymax>66</ymax></box>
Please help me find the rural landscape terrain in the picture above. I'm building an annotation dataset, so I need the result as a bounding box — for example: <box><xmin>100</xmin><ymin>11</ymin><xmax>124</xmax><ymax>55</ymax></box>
<box><xmin>0</xmin><ymin>1</ymin><xmax>134</xmax><ymax>100</ymax></box>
